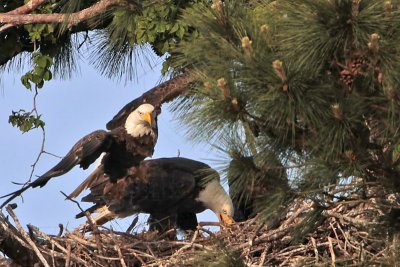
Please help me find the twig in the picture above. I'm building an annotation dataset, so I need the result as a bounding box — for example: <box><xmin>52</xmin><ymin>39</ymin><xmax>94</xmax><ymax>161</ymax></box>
<box><xmin>61</xmin><ymin>191</ymin><xmax>85</xmax><ymax>213</ymax></box>
<box><xmin>198</xmin><ymin>221</ymin><xmax>221</xmax><ymax>227</ymax></box>
<box><xmin>65</xmin><ymin>242</ymin><xmax>71</xmax><ymax>267</ymax></box>
<box><xmin>30</xmin><ymin>225</ymin><xmax>88</xmax><ymax>265</ymax></box>
<box><xmin>174</xmin><ymin>228</ymin><xmax>199</xmax><ymax>255</ymax></box>
<box><xmin>330</xmin><ymin>221</ymin><xmax>344</xmax><ymax>251</ymax></box>
<box><xmin>5</xmin><ymin>205</ymin><xmax>50</xmax><ymax>267</ymax></box>
<box><xmin>328</xmin><ymin>237</ymin><xmax>336</xmax><ymax>266</ymax></box>
<box><xmin>131</xmin><ymin>250</ymin><xmax>147</xmax><ymax>267</ymax></box>
<box><xmin>42</xmin><ymin>151</ymin><xmax>62</xmax><ymax>159</ymax></box>
<box><xmin>323</xmin><ymin>210</ymin><xmax>376</xmax><ymax>227</ymax></box>
<box><xmin>311</xmin><ymin>237</ymin><xmax>318</xmax><ymax>263</ymax></box>
<box><xmin>257</xmin><ymin>243</ymin><xmax>270</xmax><ymax>267</ymax></box>
<box><xmin>199</xmin><ymin>226</ymin><xmax>215</xmax><ymax>237</ymax></box>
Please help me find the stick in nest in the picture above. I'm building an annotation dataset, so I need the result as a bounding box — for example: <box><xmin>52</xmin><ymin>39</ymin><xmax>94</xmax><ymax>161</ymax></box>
<box><xmin>5</xmin><ymin>205</ymin><xmax>50</xmax><ymax>267</ymax></box>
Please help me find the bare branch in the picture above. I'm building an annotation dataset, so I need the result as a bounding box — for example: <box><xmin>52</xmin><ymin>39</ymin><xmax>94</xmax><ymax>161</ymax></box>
<box><xmin>0</xmin><ymin>0</ymin><xmax>126</xmax><ymax>33</ymax></box>
<box><xmin>7</xmin><ymin>0</ymin><xmax>49</xmax><ymax>15</ymax></box>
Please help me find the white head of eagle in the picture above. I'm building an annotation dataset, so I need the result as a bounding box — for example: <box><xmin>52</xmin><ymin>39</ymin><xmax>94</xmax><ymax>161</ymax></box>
<box><xmin>125</xmin><ymin>104</ymin><xmax>157</xmax><ymax>138</ymax></box>
<box><xmin>197</xmin><ymin>179</ymin><xmax>234</xmax><ymax>225</ymax></box>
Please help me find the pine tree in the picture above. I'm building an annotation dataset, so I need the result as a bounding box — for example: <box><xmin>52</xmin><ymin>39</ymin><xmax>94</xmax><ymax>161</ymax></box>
<box><xmin>2</xmin><ymin>0</ymin><xmax>400</xmax><ymax>265</ymax></box>
<box><xmin>168</xmin><ymin>1</ymin><xmax>400</xmax><ymax>262</ymax></box>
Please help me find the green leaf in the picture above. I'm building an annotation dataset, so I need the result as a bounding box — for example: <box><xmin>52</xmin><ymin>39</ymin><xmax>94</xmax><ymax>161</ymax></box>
<box><xmin>37</xmin><ymin>80</ymin><xmax>44</xmax><ymax>88</ymax></box>
<box><xmin>31</xmin><ymin>74</ymin><xmax>43</xmax><ymax>84</ymax></box>
<box><xmin>170</xmin><ymin>23</ymin><xmax>180</xmax><ymax>33</ymax></box>
<box><xmin>43</xmin><ymin>70</ymin><xmax>52</xmax><ymax>81</ymax></box>
<box><xmin>177</xmin><ymin>26</ymin><xmax>185</xmax><ymax>39</ymax></box>
<box><xmin>21</xmin><ymin>75</ymin><xmax>32</xmax><ymax>90</ymax></box>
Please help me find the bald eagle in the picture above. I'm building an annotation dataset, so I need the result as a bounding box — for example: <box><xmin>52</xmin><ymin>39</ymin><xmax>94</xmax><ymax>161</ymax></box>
<box><xmin>1</xmin><ymin>104</ymin><xmax>158</xmax><ymax>208</ymax></box>
<box><xmin>70</xmin><ymin>157</ymin><xmax>234</xmax><ymax>232</ymax></box>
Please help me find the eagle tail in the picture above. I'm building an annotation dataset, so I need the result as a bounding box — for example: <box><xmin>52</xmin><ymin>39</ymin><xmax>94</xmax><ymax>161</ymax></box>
<box><xmin>75</xmin><ymin>204</ymin><xmax>102</xmax><ymax>218</ymax></box>
<box><xmin>68</xmin><ymin>166</ymin><xmax>104</xmax><ymax>199</ymax></box>
<box><xmin>76</xmin><ymin>205</ymin><xmax>115</xmax><ymax>227</ymax></box>
<box><xmin>92</xmin><ymin>206</ymin><xmax>116</xmax><ymax>225</ymax></box>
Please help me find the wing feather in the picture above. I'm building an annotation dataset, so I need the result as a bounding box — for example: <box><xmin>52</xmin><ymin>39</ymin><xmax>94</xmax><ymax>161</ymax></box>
<box><xmin>0</xmin><ymin>130</ymin><xmax>112</xmax><ymax>208</ymax></box>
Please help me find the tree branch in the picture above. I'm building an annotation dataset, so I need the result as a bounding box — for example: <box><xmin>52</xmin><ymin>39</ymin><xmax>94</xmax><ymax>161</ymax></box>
<box><xmin>107</xmin><ymin>73</ymin><xmax>195</xmax><ymax>130</ymax></box>
<box><xmin>0</xmin><ymin>0</ymin><xmax>126</xmax><ymax>33</ymax></box>
<box><xmin>7</xmin><ymin>0</ymin><xmax>49</xmax><ymax>15</ymax></box>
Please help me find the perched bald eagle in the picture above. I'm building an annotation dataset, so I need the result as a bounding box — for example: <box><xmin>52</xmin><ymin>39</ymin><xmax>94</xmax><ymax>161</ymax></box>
<box><xmin>70</xmin><ymin>157</ymin><xmax>234</xmax><ymax>232</ymax></box>
<box><xmin>1</xmin><ymin>104</ymin><xmax>158</xmax><ymax>208</ymax></box>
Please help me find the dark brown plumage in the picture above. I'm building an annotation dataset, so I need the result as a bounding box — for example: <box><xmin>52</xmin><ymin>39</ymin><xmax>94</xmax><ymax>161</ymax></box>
<box><xmin>0</xmin><ymin>104</ymin><xmax>157</xmax><ymax>208</ymax></box>
<box><xmin>72</xmin><ymin>157</ymin><xmax>234</xmax><ymax>233</ymax></box>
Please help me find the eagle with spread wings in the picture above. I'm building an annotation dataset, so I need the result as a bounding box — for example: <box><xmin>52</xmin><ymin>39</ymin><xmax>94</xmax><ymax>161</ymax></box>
<box><xmin>1</xmin><ymin>103</ymin><xmax>158</xmax><ymax>208</ymax></box>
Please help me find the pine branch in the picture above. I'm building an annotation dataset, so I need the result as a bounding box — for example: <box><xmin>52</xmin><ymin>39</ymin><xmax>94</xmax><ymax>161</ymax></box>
<box><xmin>0</xmin><ymin>0</ymin><xmax>128</xmax><ymax>33</ymax></box>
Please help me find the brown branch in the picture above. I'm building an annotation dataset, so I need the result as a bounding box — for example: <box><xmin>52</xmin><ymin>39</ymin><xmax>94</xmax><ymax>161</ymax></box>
<box><xmin>0</xmin><ymin>0</ymin><xmax>126</xmax><ymax>33</ymax></box>
<box><xmin>5</xmin><ymin>206</ymin><xmax>50</xmax><ymax>267</ymax></box>
<box><xmin>7</xmin><ymin>0</ymin><xmax>49</xmax><ymax>15</ymax></box>
<box><xmin>107</xmin><ymin>73</ymin><xmax>194</xmax><ymax>130</ymax></box>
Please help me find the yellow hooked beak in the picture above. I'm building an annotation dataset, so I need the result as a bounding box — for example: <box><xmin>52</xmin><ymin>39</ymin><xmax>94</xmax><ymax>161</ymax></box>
<box><xmin>141</xmin><ymin>112</ymin><xmax>153</xmax><ymax>127</ymax></box>
<box><xmin>218</xmin><ymin>213</ymin><xmax>235</xmax><ymax>226</ymax></box>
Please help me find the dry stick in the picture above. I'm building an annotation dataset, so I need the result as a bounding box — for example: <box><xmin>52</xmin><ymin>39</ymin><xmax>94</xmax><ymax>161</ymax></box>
<box><xmin>328</xmin><ymin>237</ymin><xmax>336</xmax><ymax>266</ymax></box>
<box><xmin>174</xmin><ymin>228</ymin><xmax>199</xmax><ymax>255</ymax></box>
<box><xmin>278</xmin><ymin>252</ymin><xmax>293</xmax><ymax>267</ymax></box>
<box><xmin>311</xmin><ymin>237</ymin><xmax>319</xmax><ymax>263</ymax></box>
<box><xmin>335</xmin><ymin>220</ymin><xmax>361</xmax><ymax>253</ymax></box>
<box><xmin>330</xmin><ymin>221</ymin><xmax>344</xmax><ymax>251</ymax></box>
<box><xmin>67</xmin><ymin>232</ymin><xmax>97</xmax><ymax>248</ymax></box>
<box><xmin>157</xmin><ymin>228</ymin><xmax>177</xmax><ymax>240</ymax></box>
<box><xmin>199</xmin><ymin>227</ymin><xmax>215</xmax><ymax>237</ymax></box>
<box><xmin>5</xmin><ymin>206</ymin><xmax>50</xmax><ymax>267</ymax></box>
<box><xmin>145</xmin><ymin>244</ymin><xmax>156</xmax><ymax>258</ymax></box>
<box><xmin>51</xmin><ymin>242</ymin><xmax>56</xmax><ymax>267</ymax></box>
<box><xmin>257</xmin><ymin>244</ymin><xmax>271</xmax><ymax>267</ymax></box>
<box><xmin>198</xmin><ymin>221</ymin><xmax>221</xmax><ymax>227</ymax></box>
<box><xmin>323</xmin><ymin>210</ymin><xmax>376</xmax><ymax>227</ymax></box>
<box><xmin>131</xmin><ymin>250</ymin><xmax>148</xmax><ymax>267</ymax></box>
<box><xmin>110</xmin><ymin>231</ymin><xmax>129</xmax><ymax>267</ymax></box>
<box><xmin>62</xmin><ymin>191</ymin><xmax>106</xmax><ymax>260</ymax></box>
<box><xmin>95</xmin><ymin>255</ymin><xmax>121</xmax><ymax>261</ymax></box>
<box><xmin>129</xmin><ymin>247</ymin><xmax>157</xmax><ymax>260</ymax></box>
<box><xmin>30</xmin><ymin>225</ymin><xmax>88</xmax><ymax>265</ymax></box>
<box><xmin>65</xmin><ymin>242</ymin><xmax>71</xmax><ymax>267</ymax></box>
<box><xmin>247</xmin><ymin>222</ymin><xmax>266</xmax><ymax>257</ymax></box>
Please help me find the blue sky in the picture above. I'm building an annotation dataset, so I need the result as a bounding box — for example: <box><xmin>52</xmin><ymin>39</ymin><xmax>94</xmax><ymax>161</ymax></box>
<box><xmin>0</xmin><ymin>53</ymin><xmax>222</xmax><ymax>234</ymax></box>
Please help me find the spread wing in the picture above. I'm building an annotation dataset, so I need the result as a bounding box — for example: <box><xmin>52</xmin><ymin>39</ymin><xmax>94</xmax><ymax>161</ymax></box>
<box><xmin>0</xmin><ymin>130</ymin><xmax>112</xmax><ymax>208</ymax></box>
<box><xmin>74</xmin><ymin>157</ymin><xmax>209</xmax><ymax>226</ymax></box>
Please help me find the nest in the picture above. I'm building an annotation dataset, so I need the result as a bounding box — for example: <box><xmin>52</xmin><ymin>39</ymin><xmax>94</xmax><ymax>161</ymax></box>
<box><xmin>1</xmin><ymin>184</ymin><xmax>400</xmax><ymax>266</ymax></box>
